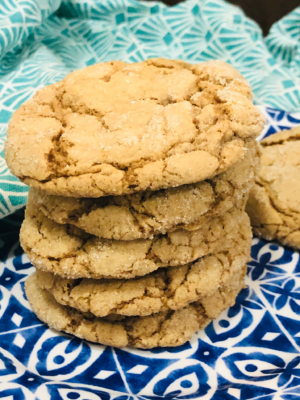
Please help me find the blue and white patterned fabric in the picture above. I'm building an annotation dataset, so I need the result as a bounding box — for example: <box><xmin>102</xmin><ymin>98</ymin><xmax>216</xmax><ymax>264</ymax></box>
<box><xmin>1</xmin><ymin>108</ymin><xmax>300</xmax><ymax>399</ymax></box>
<box><xmin>1</xmin><ymin>0</ymin><xmax>300</xmax><ymax>217</ymax></box>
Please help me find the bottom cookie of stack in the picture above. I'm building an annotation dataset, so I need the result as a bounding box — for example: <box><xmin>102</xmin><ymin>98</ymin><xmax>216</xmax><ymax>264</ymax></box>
<box><xmin>26</xmin><ymin>266</ymin><xmax>246</xmax><ymax>349</ymax></box>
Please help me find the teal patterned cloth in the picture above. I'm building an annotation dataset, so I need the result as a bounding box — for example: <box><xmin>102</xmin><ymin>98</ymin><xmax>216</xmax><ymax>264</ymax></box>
<box><xmin>1</xmin><ymin>0</ymin><xmax>300</xmax><ymax>218</ymax></box>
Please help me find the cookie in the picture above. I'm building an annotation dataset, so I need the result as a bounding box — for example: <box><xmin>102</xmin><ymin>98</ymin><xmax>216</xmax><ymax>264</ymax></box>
<box><xmin>34</xmin><ymin>140</ymin><xmax>260</xmax><ymax>240</ymax></box>
<box><xmin>35</xmin><ymin>241</ymin><xmax>248</xmax><ymax>317</ymax></box>
<box><xmin>20</xmin><ymin>195</ymin><xmax>251</xmax><ymax>279</ymax></box>
<box><xmin>246</xmin><ymin>127</ymin><xmax>300</xmax><ymax>249</ymax></box>
<box><xmin>25</xmin><ymin>270</ymin><xmax>245</xmax><ymax>348</ymax></box>
<box><xmin>6</xmin><ymin>58</ymin><xmax>265</xmax><ymax>197</ymax></box>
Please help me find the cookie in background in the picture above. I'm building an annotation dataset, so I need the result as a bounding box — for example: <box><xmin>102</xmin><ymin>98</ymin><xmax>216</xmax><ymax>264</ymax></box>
<box><xmin>246</xmin><ymin>127</ymin><xmax>300</xmax><ymax>249</ymax></box>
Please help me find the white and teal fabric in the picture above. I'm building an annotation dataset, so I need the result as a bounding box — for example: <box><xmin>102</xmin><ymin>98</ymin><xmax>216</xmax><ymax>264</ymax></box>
<box><xmin>1</xmin><ymin>0</ymin><xmax>300</xmax><ymax>218</ymax></box>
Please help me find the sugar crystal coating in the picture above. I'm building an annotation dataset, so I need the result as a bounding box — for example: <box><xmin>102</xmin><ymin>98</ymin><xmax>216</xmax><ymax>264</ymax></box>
<box><xmin>5</xmin><ymin>58</ymin><xmax>265</xmax><ymax>197</ymax></box>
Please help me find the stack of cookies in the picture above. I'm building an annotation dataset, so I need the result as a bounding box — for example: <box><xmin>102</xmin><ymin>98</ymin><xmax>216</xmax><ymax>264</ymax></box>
<box><xmin>5</xmin><ymin>58</ymin><xmax>265</xmax><ymax>348</ymax></box>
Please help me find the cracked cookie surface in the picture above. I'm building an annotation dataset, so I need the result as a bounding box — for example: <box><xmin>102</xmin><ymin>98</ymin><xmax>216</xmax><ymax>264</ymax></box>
<box><xmin>35</xmin><ymin>140</ymin><xmax>260</xmax><ymax>240</ymax></box>
<box><xmin>246</xmin><ymin>127</ymin><xmax>300</xmax><ymax>249</ymax></box>
<box><xmin>26</xmin><ymin>270</ymin><xmax>245</xmax><ymax>348</ymax></box>
<box><xmin>5</xmin><ymin>58</ymin><xmax>265</xmax><ymax>197</ymax></box>
<box><xmin>35</xmin><ymin>242</ymin><xmax>248</xmax><ymax>317</ymax></box>
<box><xmin>20</xmin><ymin>193</ymin><xmax>251</xmax><ymax>279</ymax></box>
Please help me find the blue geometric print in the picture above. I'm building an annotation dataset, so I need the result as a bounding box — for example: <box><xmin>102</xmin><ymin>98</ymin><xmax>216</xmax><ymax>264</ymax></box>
<box><xmin>1</xmin><ymin>110</ymin><xmax>300</xmax><ymax>399</ymax></box>
<box><xmin>2</xmin><ymin>0</ymin><xmax>300</xmax><ymax>217</ymax></box>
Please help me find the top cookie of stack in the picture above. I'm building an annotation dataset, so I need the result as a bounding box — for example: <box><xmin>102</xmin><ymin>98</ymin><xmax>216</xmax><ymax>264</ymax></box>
<box><xmin>5</xmin><ymin>58</ymin><xmax>265</xmax><ymax>349</ymax></box>
<box><xmin>5</xmin><ymin>58</ymin><xmax>264</xmax><ymax>197</ymax></box>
